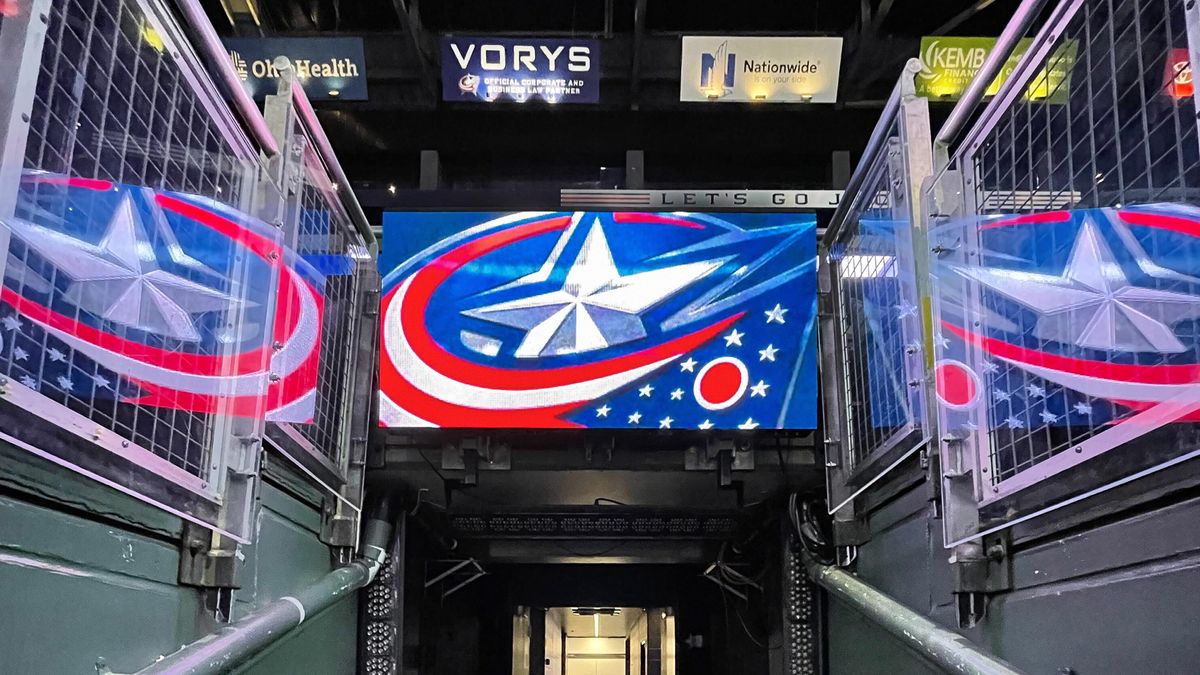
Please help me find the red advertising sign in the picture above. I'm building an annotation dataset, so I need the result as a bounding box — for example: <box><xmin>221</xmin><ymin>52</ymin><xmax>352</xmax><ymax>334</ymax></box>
<box><xmin>1165</xmin><ymin>48</ymin><xmax>1192</xmax><ymax>100</ymax></box>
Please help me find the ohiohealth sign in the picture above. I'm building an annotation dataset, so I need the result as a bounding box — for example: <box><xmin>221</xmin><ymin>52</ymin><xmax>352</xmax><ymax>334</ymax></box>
<box><xmin>680</xmin><ymin>36</ymin><xmax>843</xmax><ymax>103</ymax></box>
<box><xmin>441</xmin><ymin>37</ymin><xmax>599</xmax><ymax>103</ymax></box>
<box><xmin>225</xmin><ymin>37</ymin><xmax>367</xmax><ymax>101</ymax></box>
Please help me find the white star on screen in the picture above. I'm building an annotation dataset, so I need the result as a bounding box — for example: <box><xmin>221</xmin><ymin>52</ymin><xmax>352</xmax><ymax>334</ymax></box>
<box><xmin>12</xmin><ymin>346</ymin><xmax>28</xmax><ymax>361</ymax></box>
<box><xmin>724</xmin><ymin>328</ymin><xmax>744</xmax><ymax>347</ymax></box>
<box><xmin>628</xmin><ymin>411</ymin><xmax>642</xmax><ymax>425</ymax></box>
<box><xmin>1073</xmin><ymin>402</ymin><xmax>1094</xmax><ymax>415</ymax></box>
<box><xmin>982</xmin><ymin>361</ymin><xmax>1000</xmax><ymax>374</ymax></box>
<box><xmin>19</xmin><ymin>375</ymin><xmax>37</xmax><ymax>389</ymax></box>
<box><xmin>698</xmin><ymin>419</ymin><xmax>714</xmax><ymax>430</ymax></box>
<box><xmin>738</xmin><ymin>417</ymin><xmax>760</xmax><ymax>430</ymax></box>
<box><xmin>670</xmin><ymin>388</ymin><xmax>684</xmax><ymax>401</ymax></box>
<box><xmin>595</xmin><ymin>404</ymin><xmax>611</xmax><ymax>418</ymax></box>
<box><xmin>758</xmin><ymin>344</ymin><xmax>779</xmax><ymax>362</ymax></box>
<box><xmin>1039</xmin><ymin>409</ymin><xmax>1059</xmax><ymax>424</ymax></box>
<box><xmin>464</xmin><ymin>218</ymin><xmax>722</xmax><ymax>358</ymax></box>
<box><xmin>639</xmin><ymin>383</ymin><xmax>654</xmax><ymax>397</ymax></box>
<box><xmin>992</xmin><ymin>389</ymin><xmax>1010</xmax><ymax>402</ymax></box>
<box><xmin>55</xmin><ymin>375</ymin><xmax>73</xmax><ymax>390</ymax></box>
<box><xmin>1026</xmin><ymin>384</ymin><xmax>1046</xmax><ymax>398</ymax></box>
<box><xmin>956</xmin><ymin>219</ymin><xmax>1200</xmax><ymax>353</ymax></box>
<box><xmin>1</xmin><ymin>316</ymin><xmax>20</xmax><ymax>331</ymax></box>
<box><xmin>764</xmin><ymin>303</ymin><xmax>788</xmax><ymax>324</ymax></box>
<box><xmin>750</xmin><ymin>380</ymin><xmax>770</xmax><ymax>397</ymax></box>
<box><xmin>659</xmin><ymin>416</ymin><xmax>673</xmax><ymax>429</ymax></box>
<box><xmin>47</xmin><ymin>348</ymin><xmax>65</xmax><ymax>362</ymax></box>
<box><xmin>92</xmin><ymin>373</ymin><xmax>112</xmax><ymax>390</ymax></box>
<box><xmin>679</xmin><ymin>357</ymin><xmax>698</xmax><ymax>372</ymax></box>
<box><xmin>1005</xmin><ymin>416</ymin><xmax>1025</xmax><ymax>429</ymax></box>
<box><xmin>16</xmin><ymin>195</ymin><xmax>241</xmax><ymax>342</ymax></box>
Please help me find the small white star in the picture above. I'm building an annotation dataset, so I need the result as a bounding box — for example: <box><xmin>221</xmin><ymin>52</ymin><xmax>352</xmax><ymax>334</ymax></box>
<box><xmin>12</xmin><ymin>346</ymin><xmax>28</xmax><ymax>361</ymax></box>
<box><xmin>750</xmin><ymin>380</ymin><xmax>770</xmax><ymax>397</ymax></box>
<box><xmin>1</xmin><ymin>316</ymin><xmax>20</xmax><ymax>331</ymax></box>
<box><xmin>758</xmin><ymin>344</ymin><xmax>779</xmax><ymax>362</ymax></box>
<box><xmin>19</xmin><ymin>375</ymin><xmax>37</xmax><ymax>389</ymax></box>
<box><xmin>628</xmin><ymin>411</ymin><xmax>642</xmax><ymax>425</ymax></box>
<box><xmin>698</xmin><ymin>419</ymin><xmax>715</xmax><ymax>430</ymax></box>
<box><xmin>1073</xmin><ymin>402</ymin><xmax>1093</xmax><ymax>416</ymax></box>
<box><xmin>680</xmin><ymin>357</ymin><xmax>698</xmax><ymax>372</ymax></box>
<box><xmin>764</xmin><ymin>303</ymin><xmax>788</xmax><ymax>324</ymax></box>
<box><xmin>93</xmin><ymin>373</ymin><xmax>112</xmax><ymax>390</ymax></box>
<box><xmin>1005</xmin><ymin>416</ymin><xmax>1024</xmax><ymax>429</ymax></box>
<box><xmin>639</xmin><ymin>383</ymin><xmax>654</xmax><ymax>397</ymax></box>
<box><xmin>670</xmin><ymin>388</ymin><xmax>684</xmax><ymax>401</ymax></box>
<box><xmin>1027</xmin><ymin>384</ymin><xmax>1046</xmax><ymax>398</ymax></box>
<box><xmin>596</xmin><ymin>404</ymin><xmax>611</xmax><ymax>418</ymax></box>
<box><xmin>982</xmin><ymin>361</ymin><xmax>1000</xmax><ymax>374</ymax></box>
<box><xmin>738</xmin><ymin>417</ymin><xmax>760</xmax><ymax>430</ymax></box>
<box><xmin>992</xmin><ymin>389</ymin><xmax>1010</xmax><ymax>402</ymax></box>
<box><xmin>1039</xmin><ymin>409</ymin><xmax>1059</xmax><ymax>424</ymax></box>
<box><xmin>724</xmin><ymin>329</ymin><xmax>744</xmax><ymax>347</ymax></box>
<box><xmin>56</xmin><ymin>375</ymin><xmax>73</xmax><ymax>390</ymax></box>
<box><xmin>659</xmin><ymin>416</ymin><xmax>673</xmax><ymax>429</ymax></box>
<box><xmin>47</xmin><ymin>347</ymin><xmax>66</xmax><ymax>362</ymax></box>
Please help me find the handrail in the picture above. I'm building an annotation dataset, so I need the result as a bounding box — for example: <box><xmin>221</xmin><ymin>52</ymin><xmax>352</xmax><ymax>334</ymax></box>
<box><xmin>805</xmin><ymin>554</ymin><xmax>1025</xmax><ymax>675</ymax></box>
<box><xmin>824</xmin><ymin>58</ymin><xmax>921</xmax><ymax>245</ymax></box>
<box><xmin>287</xmin><ymin>73</ymin><xmax>378</xmax><ymax>248</ymax></box>
<box><xmin>935</xmin><ymin>0</ymin><xmax>1049</xmax><ymax>149</ymax></box>
<box><xmin>173</xmin><ymin>0</ymin><xmax>280</xmax><ymax>157</ymax></box>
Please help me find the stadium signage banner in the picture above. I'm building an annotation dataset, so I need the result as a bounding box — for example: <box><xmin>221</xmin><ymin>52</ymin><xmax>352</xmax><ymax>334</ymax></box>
<box><xmin>441</xmin><ymin>36</ymin><xmax>599</xmax><ymax>103</ymax></box>
<box><xmin>225</xmin><ymin>37</ymin><xmax>367</xmax><ymax>101</ymax></box>
<box><xmin>680</xmin><ymin>36</ymin><xmax>843</xmax><ymax>103</ymax></box>
<box><xmin>915</xmin><ymin>36</ymin><xmax>1076</xmax><ymax>103</ymax></box>
<box><xmin>379</xmin><ymin>211</ymin><xmax>818</xmax><ymax>429</ymax></box>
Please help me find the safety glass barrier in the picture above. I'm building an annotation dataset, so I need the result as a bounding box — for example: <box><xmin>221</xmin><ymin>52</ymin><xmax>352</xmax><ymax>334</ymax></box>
<box><xmin>928</xmin><ymin>0</ymin><xmax>1200</xmax><ymax>547</ymax></box>
<box><xmin>0</xmin><ymin>0</ymin><xmax>286</xmax><ymax>542</ymax></box>
<box><xmin>822</xmin><ymin>61</ymin><xmax>934</xmax><ymax>516</ymax></box>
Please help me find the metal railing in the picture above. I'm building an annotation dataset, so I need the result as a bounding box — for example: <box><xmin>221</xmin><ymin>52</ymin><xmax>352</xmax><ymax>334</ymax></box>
<box><xmin>820</xmin><ymin>59</ymin><xmax>935</xmax><ymax>518</ymax></box>
<box><xmin>923</xmin><ymin>0</ymin><xmax>1200</xmax><ymax>547</ymax></box>
<box><xmin>0</xmin><ymin>0</ymin><xmax>376</xmax><ymax>547</ymax></box>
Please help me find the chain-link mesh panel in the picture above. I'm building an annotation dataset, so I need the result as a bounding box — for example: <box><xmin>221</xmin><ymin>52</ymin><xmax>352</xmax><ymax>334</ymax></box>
<box><xmin>271</xmin><ymin>122</ymin><xmax>366</xmax><ymax>466</ymax></box>
<box><xmin>930</xmin><ymin>0</ymin><xmax>1200</xmax><ymax>545</ymax></box>
<box><xmin>0</xmin><ymin>0</ymin><xmax>265</xmax><ymax>479</ymax></box>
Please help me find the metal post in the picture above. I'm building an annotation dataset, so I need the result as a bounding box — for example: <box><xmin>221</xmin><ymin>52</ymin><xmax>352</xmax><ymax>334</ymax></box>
<box><xmin>804</xmin><ymin>555</ymin><xmax>1025</xmax><ymax>675</ymax></box>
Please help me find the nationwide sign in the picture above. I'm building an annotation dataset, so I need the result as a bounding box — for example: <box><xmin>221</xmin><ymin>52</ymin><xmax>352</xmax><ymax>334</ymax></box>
<box><xmin>680</xmin><ymin>36</ymin><xmax>843</xmax><ymax>103</ymax></box>
<box><xmin>225</xmin><ymin>37</ymin><xmax>367</xmax><ymax>101</ymax></box>
<box><xmin>378</xmin><ymin>211</ymin><xmax>818</xmax><ymax>429</ymax></box>
<box><xmin>915</xmin><ymin>36</ymin><xmax>1077</xmax><ymax>103</ymax></box>
<box><xmin>441</xmin><ymin>36</ymin><xmax>599</xmax><ymax>103</ymax></box>
<box><xmin>1163</xmin><ymin>48</ymin><xmax>1192</xmax><ymax>100</ymax></box>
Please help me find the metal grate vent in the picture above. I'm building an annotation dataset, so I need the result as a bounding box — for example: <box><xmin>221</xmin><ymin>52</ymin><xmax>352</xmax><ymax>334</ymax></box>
<box><xmin>448</xmin><ymin>511</ymin><xmax>740</xmax><ymax>539</ymax></box>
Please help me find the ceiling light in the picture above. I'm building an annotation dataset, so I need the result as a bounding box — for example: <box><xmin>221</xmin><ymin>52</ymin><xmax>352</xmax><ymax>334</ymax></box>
<box><xmin>593</xmin><ymin>614</ymin><xmax>599</xmax><ymax>638</ymax></box>
<box><xmin>388</xmin><ymin>184</ymin><xmax>396</xmax><ymax>194</ymax></box>
<box><xmin>753</xmin><ymin>94</ymin><xmax>766</xmax><ymax>101</ymax></box>
<box><xmin>328</xmin><ymin>89</ymin><xmax>340</xmax><ymax>97</ymax></box>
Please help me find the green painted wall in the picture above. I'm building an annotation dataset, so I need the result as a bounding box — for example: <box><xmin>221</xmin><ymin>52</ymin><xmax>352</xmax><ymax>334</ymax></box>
<box><xmin>826</xmin><ymin>471</ymin><xmax>1200</xmax><ymax>675</ymax></box>
<box><xmin>0</xmin><ymin>441</ymin><xmax>358</xmax><ymax>675</ymax></box>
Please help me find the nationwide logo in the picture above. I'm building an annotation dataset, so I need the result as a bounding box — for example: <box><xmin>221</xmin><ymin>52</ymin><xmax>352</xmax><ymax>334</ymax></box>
<box><xmin>0</xmin><ymin>172</ymin><xmax>325</xmax><ymax>423</ymax></box>
<box><xmin>378</xmin><ymin>211</ymin><xmax>818</xmax><ymax>429</ymax></box>
<box><xmin>700</xmin><ymin>41</ymin><xmax>736</xmax><ymax>96</ymax></box>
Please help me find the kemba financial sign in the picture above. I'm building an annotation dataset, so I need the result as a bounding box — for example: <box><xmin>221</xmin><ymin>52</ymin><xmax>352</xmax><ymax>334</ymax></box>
<box><xmin>440</xmin><ymin>37</ymin><xmax>599</xmax><ymax>104</ymax></box>
<box><xmin>682</xmin><ymin>36</ymin><xmax>843</xmax><ymax>103</ymax></box>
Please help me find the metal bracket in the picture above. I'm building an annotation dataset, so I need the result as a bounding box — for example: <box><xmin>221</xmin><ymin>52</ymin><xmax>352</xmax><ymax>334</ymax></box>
<box><xmin>424</xmin><ymin>558</ymin><xmax>487</xmax><ymax>601</ymax></box>
<box><xmin>178</xmin><ymin>522</ymin><xmax>241</xmax><ymax>590</ymax></box>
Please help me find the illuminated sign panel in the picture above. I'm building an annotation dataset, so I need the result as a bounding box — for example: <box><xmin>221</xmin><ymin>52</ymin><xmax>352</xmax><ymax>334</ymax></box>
<box><xmin>915</xmin><ymin>36</ymin><xmax>1077</xmax><ymax>103</ymax></box>
<box><xmin>679</xmin><ymin>36</ymin><xmax>843</xmax><ymax>103</ymax></box>
<box><xmin>440</xmin><ymin>37</ymin><xmax>599</xmax><ymax>103</ymax></box>
<box><xmin>225</xmin><ymin>37</ymin><xmax>368</xmax><ymax>101</ymax></box>
<box><xmin>1164</xmin><ymin>48</ymin><xmax>1193</xmax><ymax>100</ymax></box>
<box><xmin>379</xmin><ymin>212</ymin><xmax>818</xmax><ymax>429</ymax></box>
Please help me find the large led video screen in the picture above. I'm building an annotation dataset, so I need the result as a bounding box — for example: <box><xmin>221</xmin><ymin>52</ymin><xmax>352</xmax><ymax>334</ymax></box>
<box><xmin>379</xmin><ymin>211</ymin><xmax>817</xmax><ymax>429</ymax></box>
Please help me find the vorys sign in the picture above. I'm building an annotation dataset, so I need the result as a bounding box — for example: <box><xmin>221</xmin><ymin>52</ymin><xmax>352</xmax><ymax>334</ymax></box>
<box><xmin>680</xmin><ymin>36</ymin><xmax>843</xmax><ymax>103</ymax></box>
<box><xmin>915</xmin><ymin>36</ymin><xmax>1076</xmax><ymax>103</ymax></box>
<box><xmin>441</xmin><ymin>37</ymin><xmax>599</xmax><ymax>103</ymax></box>
<box><xmin>224</xmin><ymin>37</ymin><xmax>367</xmax><ymax>101</ymax></box>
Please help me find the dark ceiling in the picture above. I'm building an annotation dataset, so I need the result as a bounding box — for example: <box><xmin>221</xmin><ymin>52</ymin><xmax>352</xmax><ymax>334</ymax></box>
<box><xmin>203</xmin><ymin>0</ymin><xmax>1023</xmax><ymax>212</ymax></box>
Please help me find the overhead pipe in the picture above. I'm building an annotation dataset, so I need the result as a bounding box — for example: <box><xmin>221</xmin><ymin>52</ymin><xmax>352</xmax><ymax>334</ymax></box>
<box><xmin>174</xmin><ymin>0</ymin><xmax>280</xmax><ymax>157</ymax></box>
<box><xmin>130</xmin><ymin>516</ymin><xmax>393</xmax><ymax>675</ymax></box>
<box><xmin>803</xmin><ymin>554</ymin><xmax>1025</xmax><ymax>675</ymax></box>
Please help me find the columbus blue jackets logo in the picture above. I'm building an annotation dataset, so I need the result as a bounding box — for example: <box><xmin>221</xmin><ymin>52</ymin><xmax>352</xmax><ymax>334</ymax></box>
<box><xmin>379</xmin><ymin>211</ymin><xmax>818</xmax><ymax>429</ymax></box>
<box><xmin>0</xmin><ymin>172</ymin><xmax>323</xmax><ymax>423</ymax></box>
<box><xmin>929</xmin><ymin>204</ymin><xmax>1200</xmax><ymax>438</ymax></box>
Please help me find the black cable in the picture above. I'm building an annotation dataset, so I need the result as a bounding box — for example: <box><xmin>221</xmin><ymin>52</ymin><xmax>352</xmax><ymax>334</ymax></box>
<box><xmin>593</xmin><ymin>497</ymin><xmax>628</xmax><ymax>506</ymax></box>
